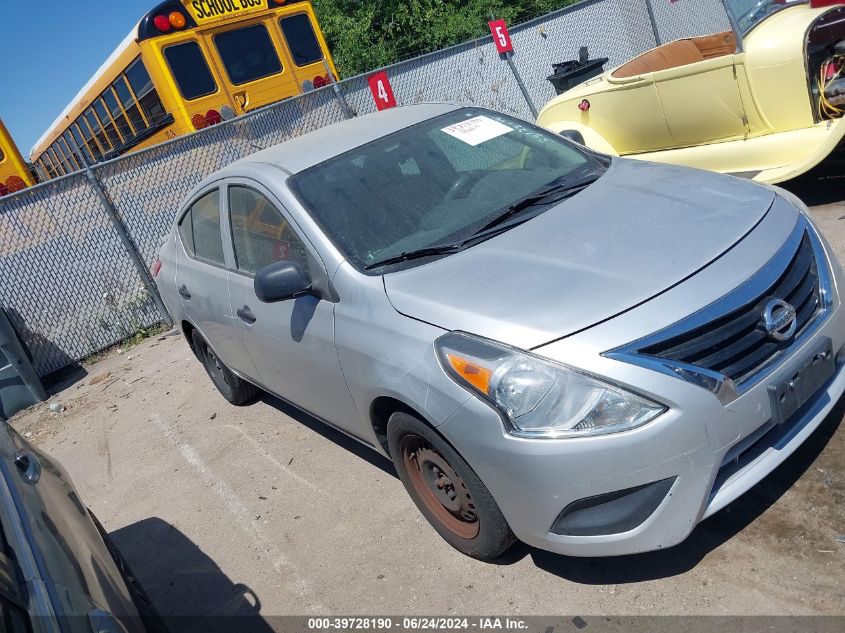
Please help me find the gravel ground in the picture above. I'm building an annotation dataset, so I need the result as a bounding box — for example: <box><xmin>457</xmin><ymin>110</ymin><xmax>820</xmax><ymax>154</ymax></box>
<box><xmin>9</xmin><ymin>163</ymin><xmax>845</xmax><ymax>626</ymax></box>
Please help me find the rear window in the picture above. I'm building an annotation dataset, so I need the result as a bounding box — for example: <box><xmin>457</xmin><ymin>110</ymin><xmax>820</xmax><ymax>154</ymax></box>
<box><xmin>0</xmin><ymin>148</ymin><xmax>5</xmax><ymax>162</ymax></box>
<box><xmin>165</xmin><ymin>42</ymin><xmax>217</xmax><ymax>101</ymax></box>
<box><xmin>280</xmin><ymin>14</ymin><xmax>322</xmax><ymax>67</ymax></box>
<box><xmin>214</xmin><ymin>24</ymin><xmax>282</xmax><ymax>85</ymax></box>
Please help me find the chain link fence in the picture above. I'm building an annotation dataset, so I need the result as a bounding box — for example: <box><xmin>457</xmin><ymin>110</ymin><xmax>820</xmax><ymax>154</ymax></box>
<box><xmin>0</xmin><ymin>0</ymin><xmax>731</xmax><ymax>378</ymax></box>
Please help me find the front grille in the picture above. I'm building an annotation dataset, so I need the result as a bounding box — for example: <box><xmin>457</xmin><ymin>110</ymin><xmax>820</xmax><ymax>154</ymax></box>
<box><xmin>640</xmin><ymin>233</ymin><xmax>821</xmax><ymax>383</ymax></box>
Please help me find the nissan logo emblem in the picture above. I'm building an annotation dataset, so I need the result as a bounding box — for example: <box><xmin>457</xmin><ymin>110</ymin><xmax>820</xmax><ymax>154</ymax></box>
<box><xmin>762</xmin><ymin>299</ymin><xmax>797</xmax><ymax>342</ymax></box>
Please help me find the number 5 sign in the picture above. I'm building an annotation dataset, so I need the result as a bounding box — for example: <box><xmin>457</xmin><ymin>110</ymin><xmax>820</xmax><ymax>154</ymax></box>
<box><xmin>488</xmin><ymin>19</ymin><xmax>513</xmax><ymax>54</ymax></box>
<box><xmin>368</xmin><ymin>71</ymin><xmax>397</xmax><ymax>111</ymax></box>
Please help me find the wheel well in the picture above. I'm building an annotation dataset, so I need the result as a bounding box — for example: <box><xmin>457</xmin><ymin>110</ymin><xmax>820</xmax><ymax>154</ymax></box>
<box><xmin>370</xmin><ymin>396</ymin><xmax>426</xmax><ymax>453</ymax></box>
<box><xmin>181</xmin><ymin>320</ymin><xmax>202</xmax><ymax>359</ymax></box>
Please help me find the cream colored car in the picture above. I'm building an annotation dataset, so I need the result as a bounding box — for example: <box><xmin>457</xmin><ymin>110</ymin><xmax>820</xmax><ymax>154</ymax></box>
<box><xmin>537</xmin><ymin>0</ymin><xmax>845</xmax><ymax>184</ymax></box>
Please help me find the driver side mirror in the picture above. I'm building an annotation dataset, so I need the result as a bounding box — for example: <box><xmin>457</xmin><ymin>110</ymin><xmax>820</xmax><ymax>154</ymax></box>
<box><xmin>254</xmin><ymin>261</ymin><xmax>316</xmax><ymax>303</ymax></box>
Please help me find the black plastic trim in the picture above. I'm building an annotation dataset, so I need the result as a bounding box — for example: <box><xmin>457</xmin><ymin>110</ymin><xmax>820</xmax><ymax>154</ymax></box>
<box><xmin>551</xmin><ymin>477</ymin><xmax>675</xmax><ymax>536</ymax></box>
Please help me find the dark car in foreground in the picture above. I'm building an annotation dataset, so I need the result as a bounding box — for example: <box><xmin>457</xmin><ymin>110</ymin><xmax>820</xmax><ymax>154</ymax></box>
<box><xmin>0</xmin><ymin>420</ymin><xmax>164</xmax><ymax>633</ymax></box>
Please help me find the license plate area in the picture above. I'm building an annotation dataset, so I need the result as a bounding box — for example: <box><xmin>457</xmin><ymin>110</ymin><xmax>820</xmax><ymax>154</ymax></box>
<box><xmin>768</xmin><ymin>337</ymin><xmax>834</xmax><ymax>425</ymax></box>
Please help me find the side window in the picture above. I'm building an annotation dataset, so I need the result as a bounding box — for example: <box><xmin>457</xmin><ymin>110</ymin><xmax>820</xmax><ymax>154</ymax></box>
<box><xmin>164</xmin><ymin>41</ymin><xmax>217</xmax><ymax>100</ymax></box>
<box><xmin>126</xmin><ymin>59</ymin><xmax>166</xmax><ymax>125</ymax></box>
<box><xmin>228</xmin><ymin>186</ymin><xmax>310</xmax><ymax>277</ymax></box>
<box><xmin>280</xmin><ymin>14</ymin><xmax>323</xmax><ymax>67</ymax></box>
<box><xmin>180</xmin><ymin>190</ymin><xmax>225</xmax><ymax>266</ymax></box>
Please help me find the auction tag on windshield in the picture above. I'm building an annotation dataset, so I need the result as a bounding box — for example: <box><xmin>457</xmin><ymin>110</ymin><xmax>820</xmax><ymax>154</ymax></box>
<box><xmin>441</xmin><ymin>116</ymin><xmax>513</xmax><ymax>146</ymax></box>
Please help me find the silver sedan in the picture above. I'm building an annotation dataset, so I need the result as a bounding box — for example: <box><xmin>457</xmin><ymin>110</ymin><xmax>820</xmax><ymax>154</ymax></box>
<box><xmin>153</xmin><ymin>104</ymin><xmax>845</xmax><ymax>560</ymax></box>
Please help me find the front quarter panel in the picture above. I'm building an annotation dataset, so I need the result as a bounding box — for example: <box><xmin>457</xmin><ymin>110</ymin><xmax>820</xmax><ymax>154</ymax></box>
<box><xmin>331</xmin><ymin>263</ymin><xmax>474</xmax><ymax>453</ymax></box>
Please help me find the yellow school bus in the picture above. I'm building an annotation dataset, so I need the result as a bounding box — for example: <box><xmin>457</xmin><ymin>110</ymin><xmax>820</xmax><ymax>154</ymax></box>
<box><xmin>0</xmin><ymin>118</ymin><xmax>35</xmax><ymax>196</ymax></box>
<box><xmin>31</xmin><ymin>0</ymin><xmax>337</xmax><ymax>179</ymax></box>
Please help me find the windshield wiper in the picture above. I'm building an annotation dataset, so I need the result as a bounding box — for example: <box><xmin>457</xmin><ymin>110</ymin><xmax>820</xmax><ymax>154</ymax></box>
<box><xmin>471</xmin><ymin>176</ymin><xmax>598</xmax><ymax>237</ymax></box>
<box><xmin>364</xmin><ymin>243</ymin><xmax>464</xmax><ymax>270</ymax></box>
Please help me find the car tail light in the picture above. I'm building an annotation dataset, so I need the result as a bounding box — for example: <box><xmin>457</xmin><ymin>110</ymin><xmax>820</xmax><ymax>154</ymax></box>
<box><xmin>810</xmin><ymin>1</ymin><xmax>843</xmax><ymax>7</ymax></box>
<box><xmin>150</xmin><ymin>258</ymin><xmax>162</xmax><ymax>278</ymax></box>
<box><xmin>153</xmin><ymin>15</ymin><xmax>172</xmax><ymax>32</ymax></box>
<box><xmin>205</xmin><ymin>109</ymin><xmax>223</xmax><ymax>126</ymax></box>
<box><xmin>0</xmin><ymin>182</ymin><xmax>8</xmax><ymax>197</ymax></box>
<box><xmin>313</xmin><ymin>75</ymin><xmax>329</xmax><ymax>88</ymax></box>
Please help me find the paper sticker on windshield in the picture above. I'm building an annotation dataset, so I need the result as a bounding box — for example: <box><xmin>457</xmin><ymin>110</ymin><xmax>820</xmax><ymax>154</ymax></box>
<box><xmin>441</xmin><ymin>116</ymin><xmax>513</xmax><ymax>146</ymax></box>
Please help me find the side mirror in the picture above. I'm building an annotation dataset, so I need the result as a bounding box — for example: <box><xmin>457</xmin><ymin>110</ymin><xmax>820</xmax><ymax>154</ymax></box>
<box><xmin>254</xmin><ymin>261</ymin><xmax>315</xmax><ymax>303</ymax></box>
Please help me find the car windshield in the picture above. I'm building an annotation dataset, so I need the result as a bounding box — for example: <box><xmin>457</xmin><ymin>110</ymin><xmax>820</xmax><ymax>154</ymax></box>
<box><xmin>290</xmin><ymin>108</ymin><xmax>606</xmax><ymax>271</ymax></box>
<box><xmin>724</xmin><ymin>0</ymin><xmax>806</xmax><ymax>34</ymax></box>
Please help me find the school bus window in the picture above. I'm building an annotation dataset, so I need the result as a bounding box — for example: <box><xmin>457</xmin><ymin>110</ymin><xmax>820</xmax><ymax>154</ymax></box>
<box><xmin>49</xmin><ymin>147</ymin><xmax>67</xmax><ymax>175</ymax></box>
<box><xmin>280</xmin><ymin>14</ymin><xmax>322</xmax><ymax>67</ymax></box>
<box><xmin>102</xmin><ymin>87</ymin><xmax>133</xmax><ymax>140</ymax></box>
<box><xmin>78</xmin><ymin>117</ymin><xmax>104</xmax><ymax>161</ymax></box>
<box><xmin>0</xmin><ymin>148</ymin><xmax>5</xmax><ymax>162</ymax></box>
<box><xmin>62</xmin><ymin>131</ymin><xmax>84</xmax><ymax>167</ymax></box>
<box><xmin>58</xmin><ymin>137</ymin><xmax>79</xmax><ymax>172</ymax></box>
<box><xmin>95</xmin><ymin>98</ymin><xmax>123</xmax><ymax>148</ymax></box>
<box><xmin>164</xmin><ymin>41</ymin><xmax>217</xmax><ymax>101</ymax></box>
<box><xmin>113</xmin><ymin>77</ymin><xmax>146</xmax><ymax>134</ymax></box>
<box><xmin>214</xmin><ymin>24</ymin><xmax>282</xmax><ymax>86</ymax></box>
<box><xmin>70</xmin><ymin>124</ymin><xmax>93</xmax><ymax>165</ymax></box>
<box><xmin>126</xmin><ymin>59</ymin><xmax>166</xmax><ymax>125</ymax></box>
<box><xmin>85</xmin><ymin>108</ymin><xmax>111</xmax><ymax>153</ymax></box>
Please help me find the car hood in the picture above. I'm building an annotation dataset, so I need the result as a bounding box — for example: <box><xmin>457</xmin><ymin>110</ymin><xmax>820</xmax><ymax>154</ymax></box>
<box><xmin>383</xmin><ymin>160</ymin><xmax>776</xmax><ymax>349</ymax></box>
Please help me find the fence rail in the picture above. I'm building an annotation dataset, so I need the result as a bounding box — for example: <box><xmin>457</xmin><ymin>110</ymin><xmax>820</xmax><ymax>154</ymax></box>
<box><xmin>0</xmin><ymin>0</ymin><xmax>729</xmax><ymax>378</ymax></box>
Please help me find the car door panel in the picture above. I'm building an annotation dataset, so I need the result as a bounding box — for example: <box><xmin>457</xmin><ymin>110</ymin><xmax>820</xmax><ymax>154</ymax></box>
<box><xmin>175</xmin><ymin>188</ymin><xmax>246</xmax><ymax>374</ymax></box>
<box><xmin>654</xmin><ymin>56</ymin><xmax>749</xmax><ymax>146</ymax></box>
<box><xmin>223</xmin><ymin>182</ymin><xmax>358</xmax><ymax>431</ymax></box>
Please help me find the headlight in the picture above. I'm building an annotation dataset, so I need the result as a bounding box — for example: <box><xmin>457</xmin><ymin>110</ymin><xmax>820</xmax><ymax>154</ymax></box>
<box><xmin>436</xmin><ymin>332</ymin><xmax>666</xmax><ymax>439</ymax></box>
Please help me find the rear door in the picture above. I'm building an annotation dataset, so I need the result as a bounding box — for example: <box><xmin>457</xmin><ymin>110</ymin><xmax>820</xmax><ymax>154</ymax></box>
<box><xmin>202</xmin><ymin>17</ymin><xmax>299</xmax><ymax>114</ymax></box>
<box><xmin>175</xmin><ymin>187</ymin><xmax>245</xmax><ymax>370</ymax></box>
<box><xmin>222</xmin><ymin>180</ymin><xmax>359</xmax><ymax>430</ymax></box>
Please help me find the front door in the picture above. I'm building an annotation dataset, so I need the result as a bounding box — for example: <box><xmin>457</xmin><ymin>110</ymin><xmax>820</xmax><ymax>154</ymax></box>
<box><xmin>201</xmin><ymin>16</ymin><xmax>300</xmax><ymax>114</ymax></box>
<box><xmin>222</xmin><ymin>181</ymin><xmax>358</xmax><ymax>429</ymax></box>
<box><xmin>653</xmin><ymin>55</ymin><xmax>749</xmax><ymax>147</ymax></box>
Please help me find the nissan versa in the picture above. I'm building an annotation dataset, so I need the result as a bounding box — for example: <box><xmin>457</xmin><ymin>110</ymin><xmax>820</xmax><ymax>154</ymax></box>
<box><xmin>153</xmin><ymin>104</ymin><xmax>845</xmax><ymax>560</ymax></box>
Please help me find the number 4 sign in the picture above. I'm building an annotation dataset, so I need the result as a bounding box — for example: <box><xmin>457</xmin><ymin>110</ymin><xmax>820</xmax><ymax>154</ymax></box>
<box><xmin>368</xmin><ymin>71</ymin><xmax>397</xmax><ymax>111</ymax></box>
<box><xmin>488</xmin><ymin>19</ymin><xmax>514</xmax><ymax>54</ymax></box>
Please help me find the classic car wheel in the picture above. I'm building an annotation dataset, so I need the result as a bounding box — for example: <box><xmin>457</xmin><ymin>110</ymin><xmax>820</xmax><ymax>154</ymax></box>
<box><xmin>191</xmin><ymin>330</ymin><xmax>258</xmax><ymax>406</ymax></box>
<box><xmin>387</xmin><ymin>411</ymin><xmax>515</xmax><ymax>560</ymax></box>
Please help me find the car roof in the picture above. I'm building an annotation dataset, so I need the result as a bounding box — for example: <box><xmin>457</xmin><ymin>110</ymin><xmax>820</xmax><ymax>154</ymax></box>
<box><xmin>224</xmin><ymin>103</ymin><xmax>463</xmax><ymax>177</ymax></box>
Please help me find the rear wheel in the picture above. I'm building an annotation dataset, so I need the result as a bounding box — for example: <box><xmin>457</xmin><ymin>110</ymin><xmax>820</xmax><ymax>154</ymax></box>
<box><xmin>387</xmin><ymin>411</ymin><xmax>515</xmax><ymax>560</ymax></box>
<box><xmin>191</xmin><ymin>330</ymin><xmax>258</xmax><ymax>406</ymax></box>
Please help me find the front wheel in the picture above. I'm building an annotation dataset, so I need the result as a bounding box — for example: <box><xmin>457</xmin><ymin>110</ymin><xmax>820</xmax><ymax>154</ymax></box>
<box><xmin>387</xmin><ymin>411</ymin><xmax>515</xmax><ymax>560</ymax></box>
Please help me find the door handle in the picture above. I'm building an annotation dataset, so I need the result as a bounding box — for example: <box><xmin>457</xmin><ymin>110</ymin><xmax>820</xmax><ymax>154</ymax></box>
<box><xmin>14</xmin><ymin>452</ymin><xmax>41</xmax><ymax>484</ymax></box>
<box><xmin>237</xmin><ymin>306</ymin><xmax>256</xmax><ymax>325</ymax></box>
<box><xmin>178</xmin><ymin>285</ymin><xmax>192</xmax><ymax>300</ymax></box>
<box><xmin>234</xmin><ymin>91</ymin><xmax>248</xmax><ymax>111</ymax></box>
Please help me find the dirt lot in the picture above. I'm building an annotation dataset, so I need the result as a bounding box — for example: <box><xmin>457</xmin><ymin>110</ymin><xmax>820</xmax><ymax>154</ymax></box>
<box><xmin>10</xmin><ymin>166</ymin><xmax>845</xmax><ymax>625</ymax></box>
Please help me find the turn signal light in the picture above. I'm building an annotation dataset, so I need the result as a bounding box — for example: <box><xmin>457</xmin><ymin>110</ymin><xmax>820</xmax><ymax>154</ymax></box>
<box><xmin>169</xmin><ymin>12</ymin><xmax>187</xmax><ymax>29</ymax></box>
<box><xmin>445</xmin><ymin>354</ymin><xmax>492</xmax><ymax>395</ymax></box>
<box><xmin>153</xmin><ymin>15</ymin><xmax>172</xmax><ymax>32</ymax></box>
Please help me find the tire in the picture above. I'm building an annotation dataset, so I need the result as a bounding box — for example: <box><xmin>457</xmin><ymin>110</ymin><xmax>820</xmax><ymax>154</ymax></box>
<box><xmin>191</xmin><ymin>329</ymin><xmax>258</xmax><ymax>406</ymax></box>
<box><xmin>387</xmin><ymin>411</ymin><xmax>515</xmax><ymax>561</ymax></box>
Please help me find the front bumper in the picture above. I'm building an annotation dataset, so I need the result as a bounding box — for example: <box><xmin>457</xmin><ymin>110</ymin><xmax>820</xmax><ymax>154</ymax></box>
<box><xmin>436</xmin><ymin>214</ymin><xmax>845</xmax><ymax>557</ymax></box>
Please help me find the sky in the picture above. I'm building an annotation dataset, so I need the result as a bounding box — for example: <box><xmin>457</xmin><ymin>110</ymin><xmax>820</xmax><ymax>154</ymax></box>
<box><xmin>0</xmin><ymin>0</ymin><xmax>153</xmax><ymax>157</ymax></box>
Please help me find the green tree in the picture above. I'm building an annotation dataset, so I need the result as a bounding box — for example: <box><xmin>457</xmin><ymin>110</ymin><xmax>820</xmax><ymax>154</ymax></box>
<box><xmin>314</xmin><ymin>0</ymin><xmax>580</xmax><ymax>77</ymax></box>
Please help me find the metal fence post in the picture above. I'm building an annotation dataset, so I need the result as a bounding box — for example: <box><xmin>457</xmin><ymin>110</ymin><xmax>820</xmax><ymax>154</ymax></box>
<box><xmin>71</xmin><ymin>141</ymin><xmax>172</xmax><ymax>326</ymax></box>
<box><xmin>644</xmin><ymin>0</ymin><xmax>662</xmax><ymax>46</ymax></box>
<box><xmin>489</xmin><ymin>14</ymin><xmax>539</xmax><ymax>119</ymax></box>
<box><xmin>324</xmin><ymin>58</ymin><xmax>355</xmax><ymax>119</ymax></box>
